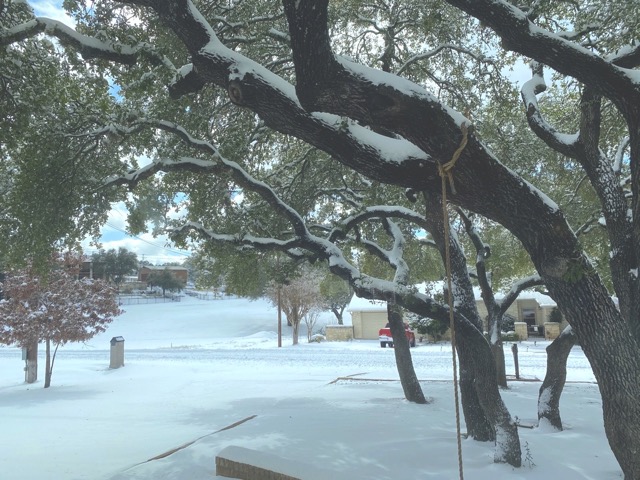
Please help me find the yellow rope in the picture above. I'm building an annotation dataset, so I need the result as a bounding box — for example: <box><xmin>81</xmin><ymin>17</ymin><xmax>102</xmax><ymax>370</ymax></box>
<box><xmin>439</xmin><ymin>121</ymin><xmax>469</xmax><ymax>480</ymax></box>
<box><xmin>437</xmin><ymin>122</ymin><xmax>468</xmax><ymax>196</ymax></box>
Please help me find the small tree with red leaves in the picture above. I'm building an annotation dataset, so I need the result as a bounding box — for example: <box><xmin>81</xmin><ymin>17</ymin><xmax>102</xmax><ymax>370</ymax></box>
<box><xmin>0</xmin><ymin>253</ymin><xmax>122</xmax><ymax>388</ymax></box>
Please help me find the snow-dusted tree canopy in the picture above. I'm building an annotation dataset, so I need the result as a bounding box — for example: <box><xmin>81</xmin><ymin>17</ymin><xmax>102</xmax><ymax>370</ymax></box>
<box><xmin>1</xmin><ymin>0</ymin><xmax>639</xmax><ymax>476</ymax></box>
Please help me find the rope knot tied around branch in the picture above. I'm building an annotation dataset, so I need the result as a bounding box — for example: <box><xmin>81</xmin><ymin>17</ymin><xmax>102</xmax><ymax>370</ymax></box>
<box><xmin>438</xmin><ymin>121</ymin><xmax>470</xmax><ymax>196</ymax></box>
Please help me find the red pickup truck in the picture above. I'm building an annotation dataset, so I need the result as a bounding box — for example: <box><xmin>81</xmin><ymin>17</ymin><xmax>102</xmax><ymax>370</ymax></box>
<box><xmin>379</xmin><ymin>323</ymin><xmax>416</xmax><ymax>348</ymax></box>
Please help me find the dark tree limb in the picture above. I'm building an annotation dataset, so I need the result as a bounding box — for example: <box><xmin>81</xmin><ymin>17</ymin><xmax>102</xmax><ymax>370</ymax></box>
<box><xmin>387</xmin><ymin>303</ymin><xmax>427</xmax><ymax>404</ymax></box>
<box><xmin>445</xmin><ymin>0</ymin><xmax>640</xmax><ymax>111</ymax></box>
<box><xmin>538</xmin><ymin>326</ymin><xmax>577</xmax><ymax>430</ymax></box>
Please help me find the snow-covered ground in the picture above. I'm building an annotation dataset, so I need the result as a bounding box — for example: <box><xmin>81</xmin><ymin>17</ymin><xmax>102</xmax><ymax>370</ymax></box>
<box><xmin>0</xmin><ymin>296</ymin><xmax>620</xmax><ymax>479</ymax></box>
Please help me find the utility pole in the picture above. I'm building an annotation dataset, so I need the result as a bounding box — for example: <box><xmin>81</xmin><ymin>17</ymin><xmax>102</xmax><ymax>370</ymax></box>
<box><xmin>277</xmin><ymin>253</ymin><xmax>282</xmax><ymax>348</ymax></box>
<box><xmin>277</xmin><ymin>284</ymin><xmax>282</xmax><ymax>348</ymax></box>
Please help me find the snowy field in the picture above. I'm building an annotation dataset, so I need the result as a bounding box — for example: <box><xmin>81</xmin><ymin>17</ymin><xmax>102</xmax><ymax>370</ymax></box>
<box><xmin>0</xmin><ymin>296</ymin><xmax>621</xmax><ymax>479</ymax></box>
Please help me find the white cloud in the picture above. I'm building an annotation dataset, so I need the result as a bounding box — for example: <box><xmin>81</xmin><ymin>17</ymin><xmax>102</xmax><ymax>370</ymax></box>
<box><xmin>30</xmin><ymin>0</ymin><xmax>75</xmax><ymax>27</ymax></box>
<box><xmin>82</xmin><ymin>202</ymin><xmax>191</xmax><ymax>265</ymax></box>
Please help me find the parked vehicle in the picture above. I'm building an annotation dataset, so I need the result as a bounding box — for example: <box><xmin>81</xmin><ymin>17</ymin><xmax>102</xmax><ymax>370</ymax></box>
<box><xmin>379</xmin><ymin>323</ymin><xmax>416</xmax><ymax>348</ymax></box>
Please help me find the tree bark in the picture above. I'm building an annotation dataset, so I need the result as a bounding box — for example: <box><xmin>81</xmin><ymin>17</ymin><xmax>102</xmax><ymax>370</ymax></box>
<box><xmin>44</xmin><ymin>337</ymin><xmax>51</xmax><ymax>388</ymax></box>
<box><xmin>330</xmin><ymin>306</ymin><xmax>344</xmax><ymax>325</ymax></box>
<box><xmin>387</xmin><ymin>304</ymin><xmax>427</xmax><ymax>404</ymax></box>
<box><xmin>456</xmin><ymin>346</ymin><xmax>494</xmax><ymax>442</ymax></box>
<box><xmin>491</xmin><ymin>342</ymin><xmax>507</xmax><ymax>388</ymax></box>
<box><xmin>545</xmin><ymin>276</ymin><xmax>640</xmax><ymax>479</ymax></box>
<box><xmin>25</xmin><ymin>340</ymin><xmax>37</xmax><ymax>384</ymax></box>
<box><xmin>486</xmin><ymin>305</ymin><xmax>508</xmax><ymax>388</ymax></box>
<box><xmin>538</xmin><ymin>326</ymin><xmax>576</xmax><ymax>431</ymax></box>
<box><xmin>291</xmin><ymin>316</ymin><xmax>299</xmax><ymax>345</ymax></box>
<box><xmin>455</xmin><ymin>320</ymin><xmax>521</xmax><ymax>466</ymax></box>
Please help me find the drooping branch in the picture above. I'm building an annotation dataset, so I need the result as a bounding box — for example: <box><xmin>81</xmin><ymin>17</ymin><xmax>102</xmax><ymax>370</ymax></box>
<box><xmin>521</xmin><ymin>63</ymin><xmax>579</xmax><ymax>157</ymax></box>
<box><xmin>0</xmin><ymin>17</ymin><xmax>173</xmax><ymax>69</ymax></box>
<box><xmin>499</xmin><ymin>275</ymin><xmax>544</xmax><ymax>317</ymax></box>
<box><xmin>329</xmin><ymin>206</ymin><xmax>428</xmax><ymax>243</ymax></box>
<box><xmin>102</xmin><ymin>119</ymin><xmax>311</xmax><ymax>238</ymax></box>
<box><xmin>101</xmin><ymin>118</ymin><xmax>480</xmax><ymax>334</ymax></box>
<box><xmin>445</xmin><ymin>0</ymin><xmax>640</xmax><ymax>110</ymax></box>
<box><xmin>361</xmin><ymin>218</ymin><xmax>410</xmax><ymax>285</ymax></box>
<box><xmin>456</xmin><ymin>208</ymin><xmax>494</xmax><ymax>304</ymax></box>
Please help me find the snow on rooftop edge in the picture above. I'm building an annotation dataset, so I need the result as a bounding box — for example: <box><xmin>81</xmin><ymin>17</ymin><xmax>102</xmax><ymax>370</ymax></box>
<box><xmin>346</xmin><ymin>281</ymin><xmax>560</xmax><ymax>313</ymax></box>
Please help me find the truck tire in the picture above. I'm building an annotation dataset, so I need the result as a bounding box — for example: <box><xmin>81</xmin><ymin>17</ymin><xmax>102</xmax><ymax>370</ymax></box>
<box><xmin>380</xmin><ymin>341</ymin><xmax>386</xmax><ymax>348</ymax></box>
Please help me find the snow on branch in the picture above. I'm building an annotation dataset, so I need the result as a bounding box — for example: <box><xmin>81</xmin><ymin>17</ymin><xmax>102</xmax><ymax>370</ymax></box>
<box><xmin>554</xmin><ymin>24</ymin><xmax>600</xmax><ymax>42</ymax></box>
<box><xmin>282</xmin><ymin>0</ymin><xmax>472</xmax><ymax>161</ymax></box>
<box><xmin>0</xmin><ymin>17</ymin><xmax>173</xmax><ymax>69</ymax></box>
<box><xmin>102</xmin><ymin>119</ymin><xmax>309</xmax><ymax>238</ymax></box>
<box><xmin>95</xmin><ymin>118</ymin><xmax>456</xmax><ymax>326</ymax></box>
<box><xmin>521</xmin><ymin>62</ymin><xmax>579</xmax><ymax>156</ymax></box>
<box><xmin>613</xmin><ymin>136</ymin><xmax>630</xmax><ymax>174</ymax></box>
<box><xmin>499</xmin><ymin>274</ymin><xmax>544</xmax><ymax>315</ymax></box>
<box><xmin>446</xmin><ymin>0</ymin><xmax>640</xmax><ymax>105</ymax></box>
<box><xmin>356</xmin><ymin>218</ymin><xmax>410</xmax><ymax>285</ymax></box>
<box><xmin>172</xmin><ymin>221</ymin><xmax>306</xmax><ymax>257</ymax></box>
<box><xmin>608</xmin><ymin>44</ymin><xmax>640</xmax><ymax>69</ymax></box>
<box><xmin>329</xmin><ymin>206</ymin><xmax>427</xmax><ymax>243</ymax></box>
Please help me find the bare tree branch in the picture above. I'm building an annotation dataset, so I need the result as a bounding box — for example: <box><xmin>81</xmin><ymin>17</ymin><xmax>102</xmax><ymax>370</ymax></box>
<box><xmin>520</xmin><ymin>62</ymin><xmax>579</xmax><ymax>157</ymax></box>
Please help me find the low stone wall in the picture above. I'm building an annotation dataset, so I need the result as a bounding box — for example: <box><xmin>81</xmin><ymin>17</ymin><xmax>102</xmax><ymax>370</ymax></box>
<box><xmin>514</xmin><ymin>322</ymin><xmax>528</xmax><ymax>341</ymax></box>
<box><xmin>216</xmin><ymin>446</ymin><xmax>348</xmax><ymax>480</ymax></box>
<box><xmin>325</xmin><ymin>325</ymin><xmax>354</xmax><ymax>342</ymax></box>
<box><xmin>544</xmin><ymin>322</ymin><xmax>561</xmax><ymax>340</ymax></box>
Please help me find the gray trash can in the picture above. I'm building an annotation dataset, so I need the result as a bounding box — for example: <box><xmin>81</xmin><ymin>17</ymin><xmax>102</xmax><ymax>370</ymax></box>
<box><xmin>110</xmin><ymin>336</ymin><xmax>125</xmax><ymax>368</ymax></box>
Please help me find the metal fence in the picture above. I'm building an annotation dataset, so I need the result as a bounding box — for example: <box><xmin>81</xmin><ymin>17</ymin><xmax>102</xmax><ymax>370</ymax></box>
<box><xmin>117</xmin><ymin>295</ymin><xmax>181</xmax><ymax>305</ymax></box>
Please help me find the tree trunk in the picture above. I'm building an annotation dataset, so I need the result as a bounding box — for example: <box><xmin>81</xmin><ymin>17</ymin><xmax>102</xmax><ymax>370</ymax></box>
<box><xmin>331</xmin><ymin>306</ymin><xmax>343</xmax><ymax>325</ymax></box>
<box><xmin>538</xmin><ymin>326</ymin><xmax>576</xmax><ymax>430</ymax></box>
<box><xmin>491</xmin><ymin>341</ymin><xmax>508</xmax><ymax>388</ymax></box>
<box><xmin>44</xmin><ymin>337</ymin><xmax>52</xmax><ymax>388</ymax></box>
<box><xmin>455</xmin><ymin>320</ymin><xmax>522</xmax><ymax>466</ymax></box>
<box><xmin>291</xmin><ymin>316</ymin><xmax>299</xmax><ymax>345</ymax></box>
<box><xmin>546</xmin><ymin>274</ymin><xmax>640</xmax><ymax>479</ymax></box>
<box><xmin>25</xmin><ymin>340</ymin><xmax>38</xmax><ymax>384</ymax></box>
<box><xmin>483</xmin><ymin>304</ymin><xmax>508</xmax><ymax>388</ymax></box>
<box><xmin>420</xmin><ymin>192</ymin><xmax>518</xmax><ymax>460</ymax></box>
<box><xmin>457</xmin><ymin>346</ymin><xmax>494</xmax><ymax>441</ymax></box>
<box><xmin>387</xmin><ymin>304</ymin><xmax>427</xmax><ymax>404</ymax></box>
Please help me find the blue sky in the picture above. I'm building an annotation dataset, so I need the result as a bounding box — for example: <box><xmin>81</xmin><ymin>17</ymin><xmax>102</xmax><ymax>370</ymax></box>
<box><xmin>26</xmin><ymin>2</ymin><xmax>191</xmax><ymax>264</ymax></box>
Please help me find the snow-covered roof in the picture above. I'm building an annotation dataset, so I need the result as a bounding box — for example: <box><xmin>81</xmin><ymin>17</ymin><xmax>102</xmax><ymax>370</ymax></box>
<box><xmin>141</xmin><ymin>265</ymin><xmax>187</xmax><ymax>271</ymax></box>
<box><xmin>347</xmin><ymin>282</ymin><xmax>559</xmax><ymax>313</ymax></box>
<box><xmin>347</xmin><ymin>295</ymin><xmax>387</xmax><ymax>312</ymax></box>
<box><xmin>472</xmin><ymin>286</ymin><xmax>556</xmax><ymax>307</ymax></box>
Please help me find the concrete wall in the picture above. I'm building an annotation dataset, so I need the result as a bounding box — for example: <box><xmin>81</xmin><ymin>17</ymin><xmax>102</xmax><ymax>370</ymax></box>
<box><xmin>325</xmin><ymin>325</ymin><xmax>354</xmax><ymax>342</ymax></box>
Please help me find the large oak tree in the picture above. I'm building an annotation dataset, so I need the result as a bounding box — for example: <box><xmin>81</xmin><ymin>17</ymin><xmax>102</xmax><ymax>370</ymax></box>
<box><xmin>2</xmin><ymin>0</ymin><xmax>640</xmax><ymax>476</ymax></box>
